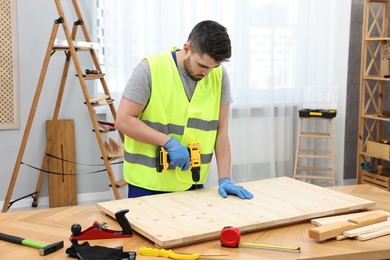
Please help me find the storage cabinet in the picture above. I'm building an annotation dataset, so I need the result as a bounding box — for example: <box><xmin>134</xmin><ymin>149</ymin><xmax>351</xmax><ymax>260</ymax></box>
<box><xmin>357</xmin><ymin>0</ymin><xmax>390</xmax><ymax>190</ymax></box>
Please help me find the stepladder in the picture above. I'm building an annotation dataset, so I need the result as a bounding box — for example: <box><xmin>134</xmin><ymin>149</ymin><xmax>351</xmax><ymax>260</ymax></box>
<box><xmin>293</xmin><ymin>110</ymin><xmax>336</xmax><ymax>186</ymax></box>
<box><xmin>2</xmin><ymin>0</ymin><xmax>126</xmax><ymax>212</ymax></box>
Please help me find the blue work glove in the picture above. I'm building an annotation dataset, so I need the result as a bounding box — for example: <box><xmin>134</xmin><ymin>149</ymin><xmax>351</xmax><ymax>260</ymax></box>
<box><xmin>164</xmin><ymin>137</ymin><xmax>190</xmax><ymax>171</ymax></box>
<box><xmin>218</xmin><ymin>178</ymin><xmax>253</xmax><ymax>199</ymax></box>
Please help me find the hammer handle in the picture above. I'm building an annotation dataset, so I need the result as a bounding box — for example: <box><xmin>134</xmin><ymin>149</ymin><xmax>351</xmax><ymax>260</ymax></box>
<box><xmin>0</xmin><ymin>232</ymin><xmax>24</xmax><ymax>244</ymax></box>
<box><xmin>0</xmin><ymin>232</ymin><xmax>46</xmax><ymax>249</ymax></box>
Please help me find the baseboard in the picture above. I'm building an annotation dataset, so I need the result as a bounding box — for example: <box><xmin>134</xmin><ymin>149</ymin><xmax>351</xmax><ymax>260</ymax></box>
<box><xmin>339</xmin><ymin>178</ymin><xmax>357</xmax><ymax>186</ymax></box>
<box><xmin>1</xmin><ymin>191</ymin><xmax>112</xmax><ymax>211</ymax></box>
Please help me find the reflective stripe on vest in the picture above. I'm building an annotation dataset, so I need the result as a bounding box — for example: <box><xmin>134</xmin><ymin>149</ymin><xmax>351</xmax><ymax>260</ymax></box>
<box><xmin>123</xmin><ymin>48</ymin><xmax>222</xmax><ymax>192</ymax></box>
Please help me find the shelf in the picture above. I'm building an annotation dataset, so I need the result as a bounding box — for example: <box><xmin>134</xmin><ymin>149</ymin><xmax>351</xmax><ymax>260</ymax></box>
<box><xmin>363</xmin><ymin>75</ymin><xmax>390</xmax><ymax>81</ymax></box>
<box><xmin>357</xmin><ymin>0</ymin><xmax>390</xmax><ymax>185</ymax></box>
<box><xmin>362</xmin><ymin>113</ymin><xmax>390</xmax><ymax>122</ymax></box>
<box><xmin>362</xmin><ymin>170</ymin><xmax>390</xmax><ymax>191</ymax></box>
<box><xmin>365</xmin><ymin>37</ymin><xmax>390</xmax><ymax>42</ymax></box>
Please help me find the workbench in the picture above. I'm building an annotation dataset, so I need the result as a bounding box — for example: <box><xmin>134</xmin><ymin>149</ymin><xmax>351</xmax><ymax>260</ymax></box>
<box><xmin>1</xmin><ymin>184</ymin><xmax>390</xmax><ymax>260</ymax></box>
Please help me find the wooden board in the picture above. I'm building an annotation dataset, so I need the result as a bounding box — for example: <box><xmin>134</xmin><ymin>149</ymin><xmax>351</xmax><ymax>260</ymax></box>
<box><xmin>46</xmin><ymin>119</ymin><xmax>77</xmax><ymax>207</ymax></box>
<box><xmin>311</xmin><ymin>210</ymin><xmax>390</xmax><ymax>226</ymax></box>
<box><xmin>97</xmin><ymin>177</ymin><xmax>375</xmax><ymax>248</ymax></box>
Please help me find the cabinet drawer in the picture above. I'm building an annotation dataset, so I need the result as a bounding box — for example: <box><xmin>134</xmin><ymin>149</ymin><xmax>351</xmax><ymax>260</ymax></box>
<box><xmin>367</xmin><ymin>141</ymin><xmax>390</xmax><ymax>160</ymax></box>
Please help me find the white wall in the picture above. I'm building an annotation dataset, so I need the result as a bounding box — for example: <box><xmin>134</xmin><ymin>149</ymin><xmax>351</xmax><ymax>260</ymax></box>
<box><xmin>1</xmin><ymin>0</ymin><xmax>351</xmax><ymax>210</ymax></box>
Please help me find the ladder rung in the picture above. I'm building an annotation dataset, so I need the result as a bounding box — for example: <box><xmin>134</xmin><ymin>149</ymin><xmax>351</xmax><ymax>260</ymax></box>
<box><xmin>296</xmin><ymin>166</ymin><xmax>333</xmax><ymax>171</ymax></box>
<box><xmin>93</xmin><ymin>121</ymin><xmax>116</xmax><ymax>133</ymax></box>
<box><xmin>297</xmin><ymin>154</ymin><xmax>332</xmax><ymax>159</ymax></box>
<box><xmin>298</xmin><ymin>149</ymin><xmax>330</xmax><ymax>155</ymax></box>
<box><xmin>53</xmin><ymin>46</ymin><xmax>93</xmax><ymax>52</ymax></box>
<box><xmin>103</xmin><ymin>138</ymin><xmax>124</xmax><ymax>161</ymax></box>
<box><xmin>76</xmin><ymin>74</ymin><xmax>105</xmax><ymax>80</ymax></box>
<box><xmin>90</xmin><ymin>99</ymin><xmax>114</xmax><ymax>107</ymax></box>
<box><xmin>101</xmin><ymin>155</ymin><xmax>124</xmax><ymax>161</ymax></box>
<box><xmin>109</xmin><ymin>178</ymin><xmax>128</xmax><ymax>189</ymax></box>
<box><xmin>294</xmin><ymin>174</ymin><xmax>335</xmax><ymax>180</ymax></box>
<box><xmin>300</xmin><ymin>132</ymin><xmax>331</xmax><ymax>138</ymax></box>
<box><xmin>86</xmin><ymin>96</ymin><xmax>114</xmax><ymax>107</ymax></box>
<box><xmin>93</xmin><ymin>128</ymin><xmax>116</xmax><ymax>134</ymax></box>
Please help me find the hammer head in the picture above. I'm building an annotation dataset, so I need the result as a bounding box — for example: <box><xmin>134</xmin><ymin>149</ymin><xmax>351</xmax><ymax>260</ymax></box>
<box><xmin>39</xmin><ymin>241</ymin><xmax>64</xmax><ymax>256</ymax></box>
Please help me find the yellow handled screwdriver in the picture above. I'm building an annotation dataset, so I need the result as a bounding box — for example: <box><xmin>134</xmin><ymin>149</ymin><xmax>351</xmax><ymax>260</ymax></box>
<box><xmin>139</xmin><ymin>247</ymin><xmax>228</xmax><ymax>260</ymax></box>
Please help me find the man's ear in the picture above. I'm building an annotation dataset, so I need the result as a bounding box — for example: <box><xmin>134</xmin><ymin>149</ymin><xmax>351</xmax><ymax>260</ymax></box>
<box><xmin>183</xmin><ymin>42</ymin><xmax>191</xmax><ymax>53</ymax></box>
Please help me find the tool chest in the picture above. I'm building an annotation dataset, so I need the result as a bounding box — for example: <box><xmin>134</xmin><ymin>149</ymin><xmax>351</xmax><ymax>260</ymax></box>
<box><xmin>299</xmin><ymin>109</ymin><xmax>337</xmax><ymax>118</ymax></box>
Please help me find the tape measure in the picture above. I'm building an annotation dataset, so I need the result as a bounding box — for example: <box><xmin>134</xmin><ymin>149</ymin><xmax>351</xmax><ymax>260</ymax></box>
<box><xmin>220</xmin><ymin>226</ymin><xmax>301</xmax><ymax>253</ymax></box>
<box><xmin>220</xmin><ymin>226</ymin><xmax>241</xmax><ymax>247</ymax></box>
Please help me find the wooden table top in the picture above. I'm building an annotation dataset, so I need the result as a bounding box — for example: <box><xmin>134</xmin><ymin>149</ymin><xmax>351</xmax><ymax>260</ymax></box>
<box><xmin>1</xmin><ymin>183</ymin><xmax>390</xmax><ymax>260</ymax></box>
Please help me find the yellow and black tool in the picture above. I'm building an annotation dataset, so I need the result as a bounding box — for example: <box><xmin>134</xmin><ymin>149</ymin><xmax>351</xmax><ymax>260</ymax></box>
<box><xmin>139</xmin><ymin>247</ymin><xmax>227</xmax><ymax>259</ymax></box>
<box><xmin>156</xmin><ymin>142</ymin><xmax>201</xmax><ymax>183</ymax></box>
<box><xmin>299</xmin><ymin>109</ymin><xmax>337</xmax><ymax>118</ymax></box>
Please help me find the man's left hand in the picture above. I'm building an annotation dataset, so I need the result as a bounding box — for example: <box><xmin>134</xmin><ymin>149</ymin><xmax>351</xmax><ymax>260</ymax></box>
<box><xmin>218</xmin><ymin>178</ymin><xmax>253</xmax><ymax>199</ymax></box>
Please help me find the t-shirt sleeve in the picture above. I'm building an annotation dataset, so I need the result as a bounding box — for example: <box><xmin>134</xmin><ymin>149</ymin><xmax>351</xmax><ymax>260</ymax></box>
<box><xmin>122</xmin><ymin>60</ymin><xmax>151</xmax><ymax>106</ymax></box>
<box><xmin>221</xmin><ymin>66</ymin><xmax>233</xmax><ymax>105</ymax></box>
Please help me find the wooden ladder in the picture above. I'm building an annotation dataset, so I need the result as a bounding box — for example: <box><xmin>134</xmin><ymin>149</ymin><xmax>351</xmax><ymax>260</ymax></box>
<box><xmin>2</xmin><ymin>0</ymin><xmax>126</xmax><ymax>212</ymax></box>
<box><xmin>293</xmin><ymin>117</ymin><xmax>336</xmax><ymax>186</ymax></box>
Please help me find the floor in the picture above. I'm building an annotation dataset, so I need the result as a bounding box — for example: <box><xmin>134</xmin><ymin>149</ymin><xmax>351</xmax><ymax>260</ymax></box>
<box><xmin>7</xmin><ymin>200</ymin><xmax>104</xmax><ymax>212</ymax></box>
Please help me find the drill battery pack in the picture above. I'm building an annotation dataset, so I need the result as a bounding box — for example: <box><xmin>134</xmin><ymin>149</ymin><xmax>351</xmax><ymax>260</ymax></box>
<box><xmin>299</xmin><ymin>109</ymin><xmax>337</xmax><ymax>118</ymax></box>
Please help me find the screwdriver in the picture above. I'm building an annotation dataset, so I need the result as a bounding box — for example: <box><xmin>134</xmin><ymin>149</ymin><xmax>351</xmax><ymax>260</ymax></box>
<box><xmin>139</xmin><ymin>247</ymin><xmax>227</xmax><ymax>260</ymax></box>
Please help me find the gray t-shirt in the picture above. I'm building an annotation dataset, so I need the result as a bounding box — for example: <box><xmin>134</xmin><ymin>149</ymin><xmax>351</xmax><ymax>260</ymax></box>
<box><xmin>122</xmin><ymin>58</ymin><xmax>233</xmax><ymax>106</ymax></box>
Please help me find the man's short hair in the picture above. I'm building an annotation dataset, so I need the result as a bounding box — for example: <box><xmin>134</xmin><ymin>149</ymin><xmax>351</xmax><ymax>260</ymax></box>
<box><xmin>187</xmin><ymin>20</ymin><xmax>231</xmax><ymax>63</ymax></box>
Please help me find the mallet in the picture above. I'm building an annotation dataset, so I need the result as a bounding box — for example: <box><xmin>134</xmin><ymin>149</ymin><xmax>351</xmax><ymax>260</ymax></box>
<box><xmin>0</xmin><ymin>232</ymin><xmax>63</xmax><ymax>256</ymax></box>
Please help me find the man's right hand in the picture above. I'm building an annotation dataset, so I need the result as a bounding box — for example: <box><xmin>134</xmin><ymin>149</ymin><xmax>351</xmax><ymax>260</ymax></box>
<box><xmin>164</xmin><ymin>137</ymin><xmax>190</xmax><ymax>171</ymax></box>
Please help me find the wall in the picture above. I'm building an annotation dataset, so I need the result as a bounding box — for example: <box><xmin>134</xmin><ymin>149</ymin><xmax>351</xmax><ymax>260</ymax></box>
<box><xmin>1</xmin><ymin>0</ymin><xmax>352</xmax><ymax>210</ymax></box>
<box><xmin>344</xmin><ymin>0</ymin><xmax>363</xmax><ymax>181</ymax></box>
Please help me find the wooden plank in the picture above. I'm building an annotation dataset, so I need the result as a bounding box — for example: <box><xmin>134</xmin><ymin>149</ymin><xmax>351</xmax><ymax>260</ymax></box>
<box><xmin>46</xmin><ymin>119</ymin><xmax>77</xmax><ymax>207</ymax></box>
<box><xmin>309</xmin><ymin>213</ymin><xmax>387</xmax><ymax>240</ymax></box>
<box><xmin>311</xmin><ymin>210</ymin><xmax>390</xmax><ymax>226</ymax></box>
<box><xmin>344</xmin><ymin>219</ymin><xmax>390</xmax><ymax>237</ymax></box>
<box><xmin>97</xmin><ymin>177</ymin><xmax>375</xmax><ymax>248</ymax></box>
<box><xmin>358</xmin><ymin>227</ymin><xmax>390</xmax><ymax>241</ymax></box>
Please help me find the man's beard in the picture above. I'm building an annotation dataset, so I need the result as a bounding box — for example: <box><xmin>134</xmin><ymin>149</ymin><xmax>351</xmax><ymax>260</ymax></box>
<box><xmin>183</xmin><ymin>56</ymin><xmax>204</xmax><ymax>81</ymax></box>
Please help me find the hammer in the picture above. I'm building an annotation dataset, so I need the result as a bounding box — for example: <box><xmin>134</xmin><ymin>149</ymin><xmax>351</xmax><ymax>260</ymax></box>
<box><xmin>0</xmin><ymin>232</ymin><xmax>63</xmax><ymax>256</ymax></box>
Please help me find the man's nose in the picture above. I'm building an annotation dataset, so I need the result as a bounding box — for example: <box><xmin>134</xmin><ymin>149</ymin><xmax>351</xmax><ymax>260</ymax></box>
<box><xmin>201</xmin><ymin>68</ymin><xmax>212</xmax><ymax>76</ymax></box>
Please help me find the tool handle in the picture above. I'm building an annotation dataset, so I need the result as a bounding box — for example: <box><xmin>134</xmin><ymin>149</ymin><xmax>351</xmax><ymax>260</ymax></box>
<box><xmin>139</xmin><ymin>247</ymin><xmax>200</xmax><ymax>259</ymax></box>
<box><xmin>115</xmin><ymin>209</ymin><xmax>133</xmax><ymax>235</ymax></box>
<box><xmin>240</xmin><ymin>242</ymin><xmax>300</xmax><ymax>252</ymax></box>
<box><xmin>0</xmin><ymin>232</ymin><xmax>46</xmax><ymax>249</ymax></box>
<box><xmin>0</xmin><ymin>232</ymin><xmax>24</xmax><ymax>245</ymax></box>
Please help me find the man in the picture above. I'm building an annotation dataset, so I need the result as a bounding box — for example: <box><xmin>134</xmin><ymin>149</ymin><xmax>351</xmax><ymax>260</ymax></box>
<box><xmin>115</xmin><ymin>20</ymin><xmax>253</xmax><ymax>199</ymax></box>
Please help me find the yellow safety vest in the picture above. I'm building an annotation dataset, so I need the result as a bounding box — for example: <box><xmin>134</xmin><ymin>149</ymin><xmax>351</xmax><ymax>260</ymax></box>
<box><xmin>123</xmin><ymin>49</ymin><xmax>222</xmax><ymax>191</ymax></box>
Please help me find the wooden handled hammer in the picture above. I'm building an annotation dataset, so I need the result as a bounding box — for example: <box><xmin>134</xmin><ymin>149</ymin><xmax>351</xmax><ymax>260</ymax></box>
<box><xmin>0</xmin><ymin>232</ymin><xmax>63</xmax><ymax>256</ymax></box>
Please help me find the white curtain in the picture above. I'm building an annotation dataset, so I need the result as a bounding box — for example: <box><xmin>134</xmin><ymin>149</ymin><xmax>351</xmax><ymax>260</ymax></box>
<box><xmin>98</xmin><ymin>0</ymin><xmax>351</xmax><ymax>186</ymax></box>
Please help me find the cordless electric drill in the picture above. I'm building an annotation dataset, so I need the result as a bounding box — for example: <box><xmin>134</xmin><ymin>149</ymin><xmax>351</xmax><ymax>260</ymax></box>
<box><xmin>156</xmin><ymin>142</ymin><xmax>201</xmax><ymax>183</ymax></box>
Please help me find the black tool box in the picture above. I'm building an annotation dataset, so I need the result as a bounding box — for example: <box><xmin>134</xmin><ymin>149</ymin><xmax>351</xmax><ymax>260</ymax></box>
<box><xmin>299</xmin><ymin>109</ymin><xmax>337</xmax><ymax>118</ymax></box>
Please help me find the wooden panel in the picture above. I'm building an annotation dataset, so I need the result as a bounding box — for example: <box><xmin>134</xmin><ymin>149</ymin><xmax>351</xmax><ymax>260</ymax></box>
<box><xmin>0</xmin><ymin>0</ymin><xmax>19</xmax><ymax>129</ymax></box>
<box><xmin>97</xmin><ymin>177</ymin><xmax>375</xmax><ymax>248</ymax></box>
<box><xmin>46</xmin><ymin>120</ymin><xmax>77</xmax><ymax>207</ymax></box>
